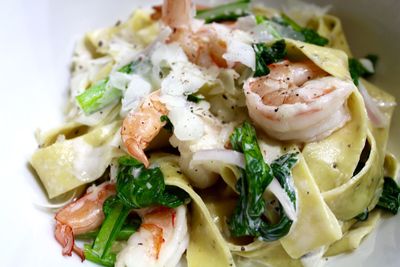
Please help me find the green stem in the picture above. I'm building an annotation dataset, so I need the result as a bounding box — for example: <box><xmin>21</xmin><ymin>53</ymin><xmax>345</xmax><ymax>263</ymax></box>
<box><xmin>76</xmin><ymin>78</ymin><xmax>122</xmax><ymax>115</ymax></box>
<box><xmin>196</xmin><ymin>0</ymin><xmax>251</xmax><ymax>23</ymax></box>
<box><xmin>93</xmin><ymin>203</ymin><xmax>130</xmax><ymax>257</ymax></box>
<box><xmin>77</xmin><ymin>225</ymin><xmax>137</xmax><ymax>240</ymax></box>
<box><xmin>84</xmin><ymin>244</ymin><xmax>116</xmax><ymax>267</ymax></box>
<box><xmin>84</xmin><ymin>201</ymin><xmax>131</xmax><ymax>266</ymax></box>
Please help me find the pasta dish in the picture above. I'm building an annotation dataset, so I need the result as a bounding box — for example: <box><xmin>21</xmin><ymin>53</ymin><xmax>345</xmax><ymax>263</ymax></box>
<box><xmin>30</xmin><ymin>0</ymin><xmax>400</xmax><ymax>266</ymax></box>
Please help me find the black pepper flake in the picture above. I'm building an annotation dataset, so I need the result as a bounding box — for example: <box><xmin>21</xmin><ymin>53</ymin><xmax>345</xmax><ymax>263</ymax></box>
<box><xmin>222</xmin><ymin>94</ymin><xmax>228</xmax><ymax>100</ymax></box>
<box><xmin>347</xmin><ymin>144</ymin><xmax>351</xmax><ymax>148</ymax></box>
<box><xmin>307</xmin><ymin>76</ymin><xmax>311</xmax><ymax>80</ymax></box>
<box><xmin>98</xmin><ymin>40</ymin><xmax>103</xmax><ymax>47</ymax></box>
<box><xmin>300</xmin><ymin>45</ymin><xmax>304</xmax><ymax>49</ymax></box>
<box><xmin>306</xmin><ymin>191</ymin><xmax>310</xmax><ymax>195</ymax></box>
<box><xmin>138</xmin><ymin>242</ymin><xmax>143</xmax><ymax>245</ymax></box>
<box><xmin>115</xmin><ymin>20</ymin><xmax>121</xmax><ymax>26</ymax></box>
<box><xmin>241</xmin><ymin>246</ymin><xmax>246</xmax><ymax>251</ymax></box>
<box><xmin>177</xmin><ymin>171</ymin><xmax>182</xmax><ymax>174</ymax></box>
<box><xmin>332</xmin><ymin>163</ymin><xmax>337</xmax><ymax>168</ymax></box>
<box><xmin>274</xmin><ymin>108</ymin><xmax>279</xmax><ymax>112</ymax></box>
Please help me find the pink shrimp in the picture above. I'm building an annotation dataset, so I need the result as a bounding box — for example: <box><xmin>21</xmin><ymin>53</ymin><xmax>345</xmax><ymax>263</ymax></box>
<box><xmin>161</xmin><ymin>0</ymin><xmax>229</xmax><ymax>68</ymax></box>
<box><xmin>138</xmin><ymin>207</ymin><xmax>176</xmax><ymax>259</ymax></box>
<box><xmin>115</xmin><ymin>206</ymin><xmax>188</xmax><ymax>267</ymax></box>
<box><xmin>54</xmin><ymin>182</ymin><xmax>116</xmax><ymax>260</ymax></box>
<box><xmin>245</xmin><ymin>59</ymin><xmax>355</xmax><ymax>142</ymax></box>
<box><xmin>121</xmin><ymin>91</ymin><xmax>167</xmax><ymax>167</ymax></box>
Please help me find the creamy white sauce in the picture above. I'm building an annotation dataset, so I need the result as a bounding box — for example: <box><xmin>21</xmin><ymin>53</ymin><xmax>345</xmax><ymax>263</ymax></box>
<box><xmin>168</xmin><ymin>106</ymin><xmax>204</xmax><ymax>141</ymax></box>
<box><xmin>213</xmin><ymin>24</ymin><xmax>255</xmax><ymax>70</ymax></box>
<box><xmin>161</xmin><ymin>62</ymin><xmax>211</xmax><ymax>96</ymax></box>
<box><xmin>151</xmin><ymin>43</ymin><xmax>188</xmax><ymax>68</ymax></box>
<box><xmin>120</xmin><ymin>74</ymin><xmax>152</xmax><ymax>116</ymax></box>
<box><xmin>300</xmin><ymin>246</ymin><xmax>328</xmax><ymax>267</ymax></box>
<box><xmin>71</xmin><ymin>139</ymin><xmax>111</xmax><ymax>182</ymax></box>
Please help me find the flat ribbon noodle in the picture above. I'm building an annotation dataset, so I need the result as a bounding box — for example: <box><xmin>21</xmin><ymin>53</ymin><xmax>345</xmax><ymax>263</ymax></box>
<box><xmin>150</xmin><ymin>153</ymin><xmax>236</xmax><ymax>267</ymax></box>
<box><xmin>302</xmin><ymin>91</ymin><xmax>368</xmax><ymax>192</ymax></box>
<box><xmin>313</xmin><ymin>15</ymin><xmax>353</xmax><ymax>56</ymax></box>
<box><xmin>31</xmin><ymin>121</ymin><xmax>123</xmax><ymax>198</ymax></box>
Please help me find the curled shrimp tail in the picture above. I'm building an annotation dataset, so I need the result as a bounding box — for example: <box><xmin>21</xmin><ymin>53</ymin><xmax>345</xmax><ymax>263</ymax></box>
<box><xmin>121</xmin><ymin>91</ymin><xmax>167</xmax><ymax>167</ymax></box>
<box><xmin>54</xmin><ymin>182</ymin><xmax>115</xmax><ymax>261</ymax></box>
<box><xmin>124</xmin><ymin>138</ymin><xmax>150</xmax><ymax>167</ymax></box>
<box><xmin>55</xmin><ymin>222</ymin><xmax>85</xmax><ymax>261</ymax></box>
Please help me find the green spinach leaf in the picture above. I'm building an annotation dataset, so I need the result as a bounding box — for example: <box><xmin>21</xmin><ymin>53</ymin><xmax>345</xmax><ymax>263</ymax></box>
<box><xmin>377</xmin><ymin>177</ymin><xmax>400</xmax><ymax>214</ymax></box>
<box><xmin>228</xmin><ymin>122</ymin><xmax>297</xmax><ymax>241</ymax></box>
<box><xmin>253</xmin><ymin>40</ymin><xmax>287</xmax><ymax>77</ymax></box>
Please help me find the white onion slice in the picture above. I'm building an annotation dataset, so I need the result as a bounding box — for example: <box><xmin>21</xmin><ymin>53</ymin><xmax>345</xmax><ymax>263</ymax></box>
<box><xmin>266</xmin><ymin>179</ymin><xmax>297</xmax><ymax>221</ymax></box>
<box><xmin>32</xmin><ymin>189</ymin><xmax>81</xmax><ymax>211</ymax></box>
<box><xmin>190</xmin><ymin>149</ymin><xmax>246</xmax><ymax>169</ymax></box>
<box><xmin>358</xmin><ymin>81</ymin><xmax>389</xmax><ymax>128</ymax></box>
<box><xmin>359</xmin><ymin>58</ymin><xmax>374</xmax><ymax>73</ymax></box>
<box><xmin>375</xmin><ymin>99</ymin><xmax>397</xmax><ymax>108</ymax></box>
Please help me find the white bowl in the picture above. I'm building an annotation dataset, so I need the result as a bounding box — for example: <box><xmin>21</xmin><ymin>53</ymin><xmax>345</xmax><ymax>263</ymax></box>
<box><xmin>0</xmin><ymin>0</ymin><xmax>398</xmax><ymax>266</ymax></box>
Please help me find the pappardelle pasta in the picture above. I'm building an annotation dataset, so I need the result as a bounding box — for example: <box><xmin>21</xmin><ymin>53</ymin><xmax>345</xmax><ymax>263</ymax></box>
<box><xmin>30</xmin><ymin>0</ymin><xmax>399</xmax><ymax>266</ymax></box>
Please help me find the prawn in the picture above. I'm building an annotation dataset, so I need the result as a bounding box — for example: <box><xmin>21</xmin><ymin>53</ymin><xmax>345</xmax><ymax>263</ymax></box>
<box><xmin>244</xmin><ymin>59</ymin><xmax>355</xmax><ymax>142</ymax></box>
<box><xmin>54</xmin><ymin>182</ymin><xmax>116</xmax><ymax>260</ymax></box>
<box><xmin>121</xmin><ymin>91</ymin><xmax>167</xmax><ymax>167</ymax></box>
<box><xmin>161</xmin><ymin>0</ymin><xmax>229</xmax><ymax>68</ymax></box>
<box><xmin>116</xmin><ymin>206</ymin><xmax>189</xmax><ymax>267</ymax></box>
